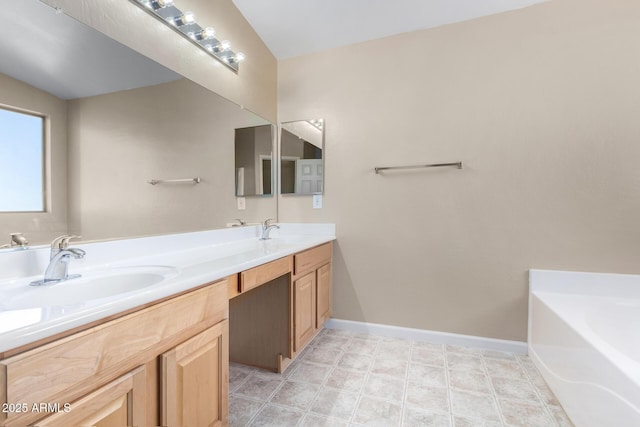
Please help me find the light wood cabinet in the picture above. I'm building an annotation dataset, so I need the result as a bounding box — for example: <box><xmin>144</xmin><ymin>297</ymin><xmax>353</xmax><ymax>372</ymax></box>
<box><xmin>229</xmin><ymin>242</ymin><xmax>333</xmax><ymax>373</ymax></box>
<box><xmin>294</xmin><ymin>271</ymin><xmax>317</xmax><ymax>351</ymax></box>
<box><xmin>0</xmin><ymin>279</ymin><xmax>229</xmax><ymax>427</ymax></box>
<box><xmin>1</xmin><ymin>241</ymin><xmax>333</xmax><ymax>427</ymax></box>
<box><xmin>161</xmin><ymin>320</ymin><xmax>229</xmax><ymax>427</ymax></box>
<box><xmin>292</xmin><ymin>243</ymin><xmax>333</xmax><ymax>356</ymax></box>
<box><xmin>241</xmin><ymin>257</ymin><xmax>292</xmax><ymax>293</ymax></box>
<box><xmin>316</xmin><ymin>263</ymin><xmax>332</xmax><ymax>328</ymax></box>
<box><xmin>31</xmin><ymin>366</ymin><xmax>147</xmax><ymax>427</ymax></box>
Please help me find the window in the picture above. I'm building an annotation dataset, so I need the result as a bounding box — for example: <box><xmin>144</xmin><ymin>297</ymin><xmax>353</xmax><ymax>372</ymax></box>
<box><xmin>0</xmin><ymin>107</ymin><xmax>45</xmax><ymax>212</ymax></box>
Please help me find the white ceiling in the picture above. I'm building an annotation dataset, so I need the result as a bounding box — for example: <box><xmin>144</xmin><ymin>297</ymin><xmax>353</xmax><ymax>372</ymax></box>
<box><xmin>232</xmin><ymin>0</ymin><xmax>549</xmax><ymax>59</ymax></box>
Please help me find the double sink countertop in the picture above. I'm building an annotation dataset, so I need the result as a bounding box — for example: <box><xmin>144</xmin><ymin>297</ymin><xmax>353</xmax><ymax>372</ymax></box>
<box><xmin>0</xmin><ymin>223</ymin><xmax>336</xmax><ymax>353</ymax></box>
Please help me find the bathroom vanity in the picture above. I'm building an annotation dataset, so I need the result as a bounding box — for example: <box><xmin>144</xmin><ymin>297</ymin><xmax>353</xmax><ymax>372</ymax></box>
<box><xmin>0</xmin><ymin>224</ymin><xmax>334</xmax><ymax>427</ymax></box>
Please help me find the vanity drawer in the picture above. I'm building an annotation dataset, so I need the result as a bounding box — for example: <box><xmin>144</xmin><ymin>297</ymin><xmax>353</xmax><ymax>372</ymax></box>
<box><xmin>0</xmin><ymin>279</ymin><xmax>228</xmax><ymax>425</ymax></box>
<box><xmin>240</xmin><ymin>256</ymin><xmax>292</xmax><ymax>293</ymax></box>
<box><xmin>294</xmin><ymin>243</ymin><xmax>332</xmax><ymax>275</ymax></box>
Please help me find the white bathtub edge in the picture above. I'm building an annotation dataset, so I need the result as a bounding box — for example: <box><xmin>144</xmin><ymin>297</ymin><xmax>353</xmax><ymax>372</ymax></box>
<box><xmin>529</xmin><ymin>268</ymin><xmax>640</xmax><ymax>297</ymax></box>
<box><xmin>325</xmin><ymin>318</ymin><xmax>528</xmax><ymax>354</ymax></box>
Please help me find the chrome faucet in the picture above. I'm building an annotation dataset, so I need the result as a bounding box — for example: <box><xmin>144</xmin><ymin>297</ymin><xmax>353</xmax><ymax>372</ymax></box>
<box><xmin>30</xmin><ymin>235</ymin><xmax>85</xmax><ymax>286</ymax></box>
<box><xmin>260</xmin><ymin>219</ymin><xmax>280</xmax><ymax>240</ymax></box>
<box><xmin>0</xmin><ymin>233</ymin><xmax>29</xmax><ymax>249</ymax></box>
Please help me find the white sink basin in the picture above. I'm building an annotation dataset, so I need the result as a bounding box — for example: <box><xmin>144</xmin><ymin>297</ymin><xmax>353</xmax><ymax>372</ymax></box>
<box><xmin>0</xmin><ymin>265</ymin><xmax>178</xmax><ymax>310</ymax></box>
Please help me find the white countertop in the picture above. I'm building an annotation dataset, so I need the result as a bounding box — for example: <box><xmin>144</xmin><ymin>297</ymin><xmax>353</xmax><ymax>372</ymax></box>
<box><xmin>0</xmin><ymin>223</ymin><xmax>335</xmax><ymax>354</ymax></box>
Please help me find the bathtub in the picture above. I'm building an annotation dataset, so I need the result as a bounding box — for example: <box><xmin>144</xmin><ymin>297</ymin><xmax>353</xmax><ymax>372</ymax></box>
<box><xmin>528</xmin><ymin>269</ymin><xmax>640</xmax><ymax>427</ymax></box>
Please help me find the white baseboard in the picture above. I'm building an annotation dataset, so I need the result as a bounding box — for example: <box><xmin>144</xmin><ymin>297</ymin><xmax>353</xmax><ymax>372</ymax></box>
<box><xmin>324</xmin><ymin>318</ymin><xmax>528</xmax><ymax>355</ymax></box>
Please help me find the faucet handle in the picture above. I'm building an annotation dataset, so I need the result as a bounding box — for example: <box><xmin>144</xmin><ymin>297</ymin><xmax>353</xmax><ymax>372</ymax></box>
<box><xmin>51</xmin><ymin>234</ymin><xmax>82</xmax><ymax>250</ymax></box>
<box><xmin>9</xmin><ymin>233</ymin><xmax>29</xmax><ymax>247</ymax></box>
<box><xmin>263</xmin><ymin>218</ymin><xmax>274</xmax><ymax>228</ymax></box>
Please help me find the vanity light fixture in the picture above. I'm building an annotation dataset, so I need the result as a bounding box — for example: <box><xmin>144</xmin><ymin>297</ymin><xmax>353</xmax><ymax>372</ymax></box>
<box><xmin>132</xmin><ymin>0</ymin><xmax>245</xmax><ymax>72</ymax></box>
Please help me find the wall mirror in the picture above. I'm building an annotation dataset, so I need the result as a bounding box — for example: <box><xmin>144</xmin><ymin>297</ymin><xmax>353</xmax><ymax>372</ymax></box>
<box><xmin>234</xmin><ymin>125</ymin><xmax>274</xmax><ymax>197</ymax></box>
<box><xmin>0</xmin><ymin>0</ymin><xmax>276</xmax><ymax>248</ymax></box>
<box><xmin>280</xmin><ymin>119</ymin><xmax>324</xmax><ymax>195</ymax></box>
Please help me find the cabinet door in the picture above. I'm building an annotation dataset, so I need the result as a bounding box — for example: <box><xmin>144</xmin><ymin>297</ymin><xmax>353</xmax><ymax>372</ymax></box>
<box><xmin>32</xmin><ymin>366</ymin><xmax>146</xmax><ymax>427</ymax></box>
<box><xmin>161</xmin><ymin>320</ymin><xmax>229</xmax><ymax>427</ymax></box>
<box><xmin>294</xmin><ymin>271</ymin><xmax>316</xmax><ymax>351</ymax></box>
<box><xmin>316</xmin><ymin>263</ymin><xmax>331</xmax><ymax>328</ymax></box>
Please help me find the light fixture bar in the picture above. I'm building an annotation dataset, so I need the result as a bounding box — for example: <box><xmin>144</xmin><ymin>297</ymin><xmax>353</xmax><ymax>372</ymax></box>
<box><xmin>131</xmin><ymin>0</ymin><xmax>245</xmax><ymax>72</ymax></box>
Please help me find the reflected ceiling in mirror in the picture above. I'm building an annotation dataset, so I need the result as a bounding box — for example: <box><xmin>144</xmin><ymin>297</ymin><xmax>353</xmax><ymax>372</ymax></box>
<box><xmin>0</xmin><ymin>0</ymin><xmax>181</xmax><ymax>99</ymax></box>
<box><xmin>0</xmin><ymin>0</ymin><xmax>275</xmax><ymax>248</ymax></box>
<box><xmin>280</xmin><ymin>120</ymin><xmax>324</xmax><ymax>195</ymax></box>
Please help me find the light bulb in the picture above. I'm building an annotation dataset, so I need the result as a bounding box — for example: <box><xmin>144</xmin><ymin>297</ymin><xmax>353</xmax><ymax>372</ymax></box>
<box><xmin>228</xmin><ymin>52</ymin><xmax>246</xmax><ymax>64</ymax></box>
<box><xmin>177</xmin><ymin>11</ymin><xmax>195</xmax><ymax>26</ymax></box>
<box><xmin>194</xmin><ymin>27</ymin><xmax>215</xmax><ymax>41</ymax></box>
<box><xmin>200</xmin><ymin>27</ymin><xmax>215</xmax><ymax>39</ymax></box>
<box><xmin>155</xmin><ymin>0</ymin><xmax>174</xmax><ymax>8</ymax></box>
<box><xmin>210</xmin><ymin>40</ymin><xmax>231</xmax><ymax>53</ymax></box>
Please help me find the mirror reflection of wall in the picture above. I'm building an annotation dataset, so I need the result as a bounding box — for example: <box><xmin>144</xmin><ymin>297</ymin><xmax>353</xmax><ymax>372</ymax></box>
<box><xmin>234</xmin><ymin>125</ymin><xmax>274</xmax><ymax>197</ymax></box>
<box><xmin>0</xmin><ymin>0</ymin><xmax>276</xmax><ymax>246</ymax></box>
<box><xmin>280</xmin><ymin>120</ymin><xmax>324</xmax><ymax>195</ymax></box>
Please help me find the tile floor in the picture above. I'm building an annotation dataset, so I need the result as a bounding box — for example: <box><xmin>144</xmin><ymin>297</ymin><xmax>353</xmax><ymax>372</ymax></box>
<box><xmin>229</xmin><ymin>328</ymin><xmax>573</xmax><ymax>427</ymax></box>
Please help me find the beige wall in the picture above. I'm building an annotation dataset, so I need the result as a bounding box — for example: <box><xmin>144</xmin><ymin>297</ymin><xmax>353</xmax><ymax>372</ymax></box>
<box><xmin>67</xmin><ymin>79</ymin><xmax>275</xmax><ymax>241</ymax></box>
<box><xmin>278</xmin><ymin>0</ymin><xmax>640</xmax><ymax>341</ymax></box>
<box><xmin>44</xmin><ymin>0</ymin><xmax>277</xmax><ymax>122</ymax></box>
<box><xmin>0</xmin><ymin>73</ymin><xmax>68</xmax><ymax>243</ymax></box>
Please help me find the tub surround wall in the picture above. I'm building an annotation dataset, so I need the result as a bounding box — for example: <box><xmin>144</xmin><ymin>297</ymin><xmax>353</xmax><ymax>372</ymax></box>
<box><xmin>278</xmin><ymin>0</ymin><xmax>640</xmax><ymax>341</ymax></box>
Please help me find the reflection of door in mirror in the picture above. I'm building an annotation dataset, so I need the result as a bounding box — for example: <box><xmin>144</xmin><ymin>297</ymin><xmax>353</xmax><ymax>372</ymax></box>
<box><xmin>281</xmin><ymin>157</ymin><xmax>298</xmax><ymax>193</ymax></box>
<box><xmin>261</xmin><ymin>158</ymin><xmax>272</xmax><ymax>194</ymax></box>
<box><xmin>234</xmin><ymin>125</ymin><xmax>274</xmax><ymax>197</ymax></box>
<box><xmin>280</xmin><ymin>120</ymin><xmax>324</xmax><ymax>195</ymax></box>
<box><xmin>295</xmin><ymin>160</ymin><xmax>323</xmax><ymax>194</ymax></box>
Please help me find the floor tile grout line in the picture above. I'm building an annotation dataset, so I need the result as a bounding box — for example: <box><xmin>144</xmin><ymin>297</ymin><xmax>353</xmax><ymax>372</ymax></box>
<box><xmin>352</xmin><ymin>333</ymin><xmax>376</xmax><ymax>425</ymax></box>
<box><xmin>398</xmin><ymin>339</ymin><xmax>412</xmax><ymax>426</ymax></box>
<box><xmin>244</xmin><ymin>369</ymin><xmax>292</xmax><ymax>427</ymax></box>
<box><xmin>442</xmin><ymin>343</ymin><xmax>455</xmax><ymax>427</ymax></box>
<box><xmin>515</xmin><ymin>354</ymin><xmax>562</xmax><ymax>427</ymax></box>
<box><xmin>301</xmin><ymin>340</ymin><xmax>353</xmax><ymax>424</ymax></box>
<box><xmin>479</xmin><ymin>352</ymin><xmax>509</xmax><ymax>426</ymax></box>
